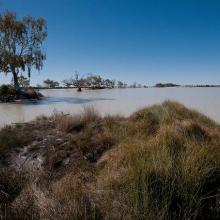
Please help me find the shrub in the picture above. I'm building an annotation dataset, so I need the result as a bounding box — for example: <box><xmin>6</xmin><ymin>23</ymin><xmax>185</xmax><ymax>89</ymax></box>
<box><xmin>0</xmin><ymin>84</ymin><xmax>15</xmax><ymax>95</ymax></box>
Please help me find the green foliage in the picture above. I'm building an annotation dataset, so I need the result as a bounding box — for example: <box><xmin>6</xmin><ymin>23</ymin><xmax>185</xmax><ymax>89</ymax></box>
<box><xmin>18</xmin><ymin>76</ymin><xmax>30</xmax><ymax>88</ymax></box>
<box><xmin>0</xmin><ymin>11</ymin><xmax>47</xmax><ymax>90</ymax></box>
<box><xmin>62</xmin><ymin>72</ymin><xmax>117</xmax><ymax>89</ymax></box>
<box><xmin>155</xmin><ymin>83</ymin><xmax>180</xmax><ymax>87</ymax></box>
<box><xmin>0</xmin><ymin>84</ymin><xmax>15</xmax><ymax>95</ymax></box>
<box><xmin>43</xmin><ymin>78</ymin><xmax>60</xmax><ymax>88</ymax></box>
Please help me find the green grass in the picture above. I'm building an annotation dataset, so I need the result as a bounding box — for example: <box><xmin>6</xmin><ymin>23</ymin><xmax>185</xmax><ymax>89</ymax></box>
<box><xmin>1</xmin><ymin>101</ymin><xmax>220</xmax><ymax>219</ymax></box>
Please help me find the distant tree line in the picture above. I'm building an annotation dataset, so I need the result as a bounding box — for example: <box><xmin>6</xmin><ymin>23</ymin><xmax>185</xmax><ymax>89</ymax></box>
<box><xmin>38</xmin><ymin>71</ymin><xmax>148</xmax><ymax>91</ymax></box>
<box><xmin>154</xmin><ymin>83</ymin><xmax>220</xmax><ymax>88</ymax></box>
<box><xmin>62</xmin><ymin>72</ymin><xmax>116</xmax><ymax>91</ymax></box>
<box><xmin>183</xmin><ymin>84</ymin><xmax>220</xmax><ymax>88</ymax></box>
<box><xmin>154</xmin><ymin>83</ymin><xmax>180</xmax><ymax>88</ymax></box>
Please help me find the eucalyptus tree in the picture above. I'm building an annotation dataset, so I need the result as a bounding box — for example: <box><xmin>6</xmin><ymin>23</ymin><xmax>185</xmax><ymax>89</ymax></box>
<box><xmin>117</xmin><ymin>81</ymin><xmax>124</xmax><ymax>88</ymax></box>
<box><xmin>0</xmin><ymin>11</ymin><xmax>47</xmax><ymax>93</ymax></box>
<box><xmin>86</xmin><ymin>74</ymin><xmax>104</xmax><ymax>89</ymax></box>
<box><xmin>62</xmin><ymin>79</ymin><xmax>72</xmax><ymax>87</ymax></box>
<box><xmin>62</xmin><ymin>71</ymin><xmax>85</xmax><ymax>91</ymax></box>
<box><xmin>72</xmin><ymin>71</ymin><xmax>85</xmax><ymax>92</ymax></box>
<box><xmin>130</xmin><ymin>82</ymin><xmax>138</xmax><ymax>88</ymax></box>
<box><xmin>43</xmin><ymin>79</ymin><xmax>59</xmax><ymax>88</ymax></box>
<box><xmin>104</xmin><ymin>79</ymin><xmax>115</xmax><ymax>88</ymax></box>
<box><xmin>11</xmin><ymin>75</ymin><xmax>30</xmax><ymax>88</ymax></box>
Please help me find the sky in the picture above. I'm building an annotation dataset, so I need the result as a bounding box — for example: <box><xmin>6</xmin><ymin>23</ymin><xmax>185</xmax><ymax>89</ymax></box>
<box><xmin>0</xmin><ymin>0</ymin><xmax>220</xmax><ymax>86</ymax></box>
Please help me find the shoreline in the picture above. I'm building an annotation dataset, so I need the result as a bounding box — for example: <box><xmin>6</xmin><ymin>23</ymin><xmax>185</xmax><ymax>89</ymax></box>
<box><xmin>37</xmin><ymin>86</ymin><xmax>220</xmax><ymax>89</ymax></box>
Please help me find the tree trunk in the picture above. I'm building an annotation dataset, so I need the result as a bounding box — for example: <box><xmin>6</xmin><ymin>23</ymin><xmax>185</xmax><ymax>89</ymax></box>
<box><xmin>8</xmin><ymin>67</ymin><xmax>43</xmax><ymax>100</ymax></box>
<box><xmin>12</xmin><ymin>69</ymin><xmax>21</xmax><ymax>93</ymax></box>
<box><xmin>77</xmin><ymin>87</ymin><xmax>82</xmax><ymax>92</ymax></box>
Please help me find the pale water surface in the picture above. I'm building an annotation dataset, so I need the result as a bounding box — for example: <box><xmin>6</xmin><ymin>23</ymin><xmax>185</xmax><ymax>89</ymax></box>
<box><xmin>0</xmin><ymin>88</ymin><xmax>220</xmax><ymax>128</ymax></box>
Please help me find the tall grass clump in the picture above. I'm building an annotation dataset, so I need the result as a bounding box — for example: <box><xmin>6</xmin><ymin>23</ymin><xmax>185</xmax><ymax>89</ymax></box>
<box><xmin>96</xmin><ymin>102</ymin><xmax>220</xmax><ymax>219</ymax></box>
<box><xmin>55</xmin><ymin>106</ymin><xmax>101</xmax><ymax>133</ymax></box>
<box><xmin>0</xmin><ymin>125</ymin><xmax>33</xmax><ymax>154</ymax></box>
<box><xmin>1</xmin><ymin>101</ymin><xmax>220</xmax><ymax>219</ymax></box>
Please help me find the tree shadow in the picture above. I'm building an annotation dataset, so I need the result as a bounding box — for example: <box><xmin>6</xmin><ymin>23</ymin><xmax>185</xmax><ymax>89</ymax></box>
<box><xmin>23</xmin><ymin>96</ymin><xmax>114</xmax><ymax>105</ymax></box>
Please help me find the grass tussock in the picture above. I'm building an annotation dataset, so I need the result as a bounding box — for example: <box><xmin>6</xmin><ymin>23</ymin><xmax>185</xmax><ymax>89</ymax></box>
<box><xmin>0</xmin><ymin>125</ymin><xmax>33</xmax><ymax>155</ymax></box>
<box><xmin>1</xmin><ymin>102</ymin><xmax>220</xmax><ymax>219</ymax></box>
<box><xmin>55</xmin><ymin>106</ymin><xmax>100</xmax><ymax>133</ymax></box>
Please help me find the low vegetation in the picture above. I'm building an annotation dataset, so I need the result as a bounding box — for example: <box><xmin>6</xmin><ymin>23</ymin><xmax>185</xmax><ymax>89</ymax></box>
<box><xmin>0</xmin><ymin>84</ymin><xmax>43</xmax><ymax>102</ymax></box>
<box><xmin>1</xmin><ymin>102</ymin><xmax>220</xmax><ymax>219</ymax></box>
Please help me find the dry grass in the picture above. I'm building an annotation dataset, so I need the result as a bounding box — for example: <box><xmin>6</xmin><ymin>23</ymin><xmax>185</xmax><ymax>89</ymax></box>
<box><xmin>54</xmin><ymin>106</ymin><xmax>100</xmax><ymax>133</ymax></box>
<box><xmin>0</xmin><ymin>125</ymin><xmax>33</xmax><ymax>155</ymax></box>
<box><xmin>1</xmin><ymin>102</ymin><xmax>220</xmax><ymax>219</ymax></box>
<box><xmin>95</xmin><ymin>102</ymin><xmax>220</xmax><ymax>219</ymax></box>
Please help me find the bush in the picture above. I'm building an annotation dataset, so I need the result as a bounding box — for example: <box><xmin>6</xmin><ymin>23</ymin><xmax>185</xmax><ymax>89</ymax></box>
<box><xmin>0</xmin><ymin>84</ymin><xmax>15</xmax><ymax>95</ymax></box>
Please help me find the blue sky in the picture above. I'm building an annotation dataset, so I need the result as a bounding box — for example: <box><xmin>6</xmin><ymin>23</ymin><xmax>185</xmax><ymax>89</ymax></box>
<box><xmin>0</xmin><ymin>0</ymin><xmax>220</xmax><ymax>86</ymax></box>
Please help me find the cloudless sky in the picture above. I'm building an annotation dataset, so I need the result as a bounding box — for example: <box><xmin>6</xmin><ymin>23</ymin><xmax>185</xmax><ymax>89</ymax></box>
<box><xmin>0</xmin><ymin>0</ymin><xmax>220</xmax><ymax>86</ymax></box>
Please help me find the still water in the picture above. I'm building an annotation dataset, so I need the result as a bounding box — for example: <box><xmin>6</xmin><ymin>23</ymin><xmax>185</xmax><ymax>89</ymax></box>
<box><xmin>0</xmin><ymin>88</ymin><xmax>220</xmax><ymax>127</ymax></box>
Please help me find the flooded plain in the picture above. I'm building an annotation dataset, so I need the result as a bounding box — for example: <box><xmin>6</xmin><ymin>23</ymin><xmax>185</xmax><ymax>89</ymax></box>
<box><xmin>0</xmin><ymin>87</ymin><xmax>220</xmax><ymax>127</ymax></box>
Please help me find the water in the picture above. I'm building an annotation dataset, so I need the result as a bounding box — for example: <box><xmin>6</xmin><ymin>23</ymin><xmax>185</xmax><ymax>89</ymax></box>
<box><xmin>0</xmin><ymin>88</ymin><xmax>220</xmax><ymax>127</ymax></box>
